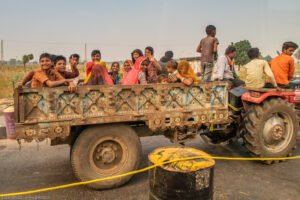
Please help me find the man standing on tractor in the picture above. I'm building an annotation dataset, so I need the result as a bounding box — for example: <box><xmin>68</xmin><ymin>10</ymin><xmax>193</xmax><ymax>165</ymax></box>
<box><xmin>266</xmin><ymin>41</ymin><xmax>299</xmax><ymax>88</ymax></box>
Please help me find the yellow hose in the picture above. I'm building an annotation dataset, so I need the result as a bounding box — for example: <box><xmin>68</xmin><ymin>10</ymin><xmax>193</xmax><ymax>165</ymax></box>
<box><xmin>1</xmin><ymin>155</ymin><xmax>300</xmax><ymax>197</ymax></box>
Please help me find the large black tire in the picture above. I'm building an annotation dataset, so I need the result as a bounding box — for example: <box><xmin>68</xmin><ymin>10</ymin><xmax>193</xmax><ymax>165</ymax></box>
<box><xmin>71</xmin><ymin>124</ymin><xmax>141</xmax><ymax>189</ymax></box>
<box><xmin>242</xmin><ymin>98</ymin><xmax>298</xmax><ymax>164</ymax></box>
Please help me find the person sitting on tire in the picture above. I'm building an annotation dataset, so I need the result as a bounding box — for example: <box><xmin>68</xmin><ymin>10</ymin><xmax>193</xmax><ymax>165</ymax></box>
<box><xmin>212</xmin><ymin>46</ymin><xmax>244</xmax><ymax>88</ymax></box>
<box><xmin>266</xmin><ymin>41</ymin><xmax>299</xmax><ymax>89</ymax></box>
<box><xmin>244</xmin><ymin>48</ymin><xmax>280</xmax><ymax>90</ymax></box>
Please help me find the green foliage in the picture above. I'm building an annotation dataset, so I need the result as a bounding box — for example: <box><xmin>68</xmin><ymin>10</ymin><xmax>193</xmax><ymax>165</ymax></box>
<box><xmin>261</xmin><ymin>55</ymin><xmax>272</xmax><ymax>62</ymax></box>
<box><xmin>22</xmin><ymin>54</ymin><xmax>34</xmax><ymax>71</ymax></box>
<box><xmin>295</xmin><ymin>49</ymin><xmax>300</xmax><ymax>63</ymax></box>
<box><xmin>231</xmin><ymin>40</ymin><xmax>252</xmax><ymax>66</ymax></box>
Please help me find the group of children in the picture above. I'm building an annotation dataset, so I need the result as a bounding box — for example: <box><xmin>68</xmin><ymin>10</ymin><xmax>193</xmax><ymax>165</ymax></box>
<box><xmin>196</xmin><ymin>25</ymin><xmax>299</xmax><ymax>90</ymax></box>
<box><xmin>21</xmin><ymin>24</ymin><xmax>299</xmax><ymax>92</ymax></box>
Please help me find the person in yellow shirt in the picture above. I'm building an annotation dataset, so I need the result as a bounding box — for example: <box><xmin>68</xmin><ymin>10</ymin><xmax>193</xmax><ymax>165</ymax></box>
<box><xmin>244</xmin><ymin>48</ymin><xmax>280</xmax><ymax>90</ymax></box>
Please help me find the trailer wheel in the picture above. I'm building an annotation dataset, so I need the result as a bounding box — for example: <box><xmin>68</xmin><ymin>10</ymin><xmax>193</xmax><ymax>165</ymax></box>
<box><xmin>242</xmin><ymin>98</ymin><xmax>298</xmax><ymax>164</ymax></box>
<box><xmin>71</xmin><ymin>124</ymin><xmax>141</xmax><ymax>189</ymax></box>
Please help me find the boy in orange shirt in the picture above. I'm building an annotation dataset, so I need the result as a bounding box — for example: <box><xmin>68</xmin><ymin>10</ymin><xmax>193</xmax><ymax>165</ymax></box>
<box><xmin>31</xmin><ymin>53</ymin><xmax>76</xmax><ymax>92</ymax></box>
<box><xmin>267</xmin><ymin>42</ymin><xmax>299</xmax><ymax>88</ymax></box>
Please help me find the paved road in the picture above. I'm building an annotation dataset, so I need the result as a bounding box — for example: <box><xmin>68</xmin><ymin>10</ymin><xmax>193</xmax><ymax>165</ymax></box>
<box><xmin>0</xmin><ymin>136</ymin><xmax>299</xmax><ymax>200</ymax></box>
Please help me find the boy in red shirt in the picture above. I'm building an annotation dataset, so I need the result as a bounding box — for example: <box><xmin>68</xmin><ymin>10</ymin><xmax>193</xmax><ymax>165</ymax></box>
<box><xmin>86</xmin><ymin>50</ymin><xmax>101</xmax><ymax>76</ymax></box>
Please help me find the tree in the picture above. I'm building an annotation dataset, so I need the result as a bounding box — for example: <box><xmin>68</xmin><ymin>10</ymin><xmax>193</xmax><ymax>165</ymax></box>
<box><xmin>231</xmin><ymin>40</ymin><xmax>252</xmax><ymax>68</ymax></box>
<box><xmin>22</xmin><ymin>54</ymin><xmax>34</xmax><ymax>71</ymax></box>
<box><xmin>261</xmin><ymin>55</ymin><xmax>272</xmax><ymax>62</ymax></box>
<box><xmin>8</xmin><ymin>58</ymin><xmax>17</xmax><ymax>65</ymax></box>
<box><xmin>295</xmin><ymin>49</ymin><xmax>300</xmax><ymax>63</ymax></box>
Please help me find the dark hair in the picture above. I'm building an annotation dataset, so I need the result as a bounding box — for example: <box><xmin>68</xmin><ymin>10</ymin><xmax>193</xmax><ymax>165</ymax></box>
<box><xmin>50</xmin><ymin>54</ymin><xmax>57</xmax><ymax>63</ymax></box>
<box><xmin>70</xmin><ymin>53</ymin><xmax>80</xmax><ymax>59</ymax></box>
<box><xmin>165</xmin><ymin>51</ymin><xmax>173</xmax><ymax>58</ymax></box>
<box><xmin>282</xmin><ymin>42</ymin><xmax>298</xmax><ymax>51</ymax></box>
<box><xmin>39</xmin><ymin>53</ymin><xmax>52</xmax><ymax>61</ymax></box>
<box><xmin>145</xmin><ymin>46</ymin><xmax>154</xmax><ymax>55</ymax></box>
<box><xmin>91</xmin><ymin>50</ymin><xmax>101</xmax><ymax>57</ymax></box>
<box><xmin>206</xmin><ymin>25</ymin><xmax>216</xmax><ymax>35</ymax></box>
<box><xmin>141</xmin><ymin>58</ymin><xmax>150</xmax><ymax>65</ymax></box>
<box><xmin>158</xmin><ymin>74</ymin><xmax>168</xmax><ymax>83</ymax></box>
<box><xmin>166</xmin><ymin>60</ymin><xmax>178</xmax><ymax>70</ymax></box>
<box><xmin>131</xmin><ymin>49</ymin><xmax>143</xmax><ymax>64</ymax></box>
<box><xmin>247</xmin><ymin>48</ymin><xmax>260</xmax><ymax>60</ymax></box>
<box><xmin>54</xmin><ymin>55</ymin><xmax>66</xmax><ymax>65</ymax></box>
<box><xmin>225</xmin><ymin>46</ymin><xmax>236</xmax><ymax>55</ymax></box>
<box><xmin>111</xmin><ymin>62</ymin><xmax>120</xmax><ymax>68</ymax></box>
<box><xmin>124</xmin><ymin>60</ymin><xmax>131</xmax><ymax>65</ymax></box>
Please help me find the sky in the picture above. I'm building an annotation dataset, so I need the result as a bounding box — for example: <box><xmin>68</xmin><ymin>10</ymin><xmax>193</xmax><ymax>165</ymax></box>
<box><xmin>0</xmin><ymin>0</ymin><xmax>299</xmax><ymax>62</ymax></box>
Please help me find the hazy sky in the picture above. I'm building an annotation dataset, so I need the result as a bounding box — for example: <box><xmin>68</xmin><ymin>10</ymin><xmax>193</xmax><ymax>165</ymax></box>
<box><xmin>0</xmin><ymin>0</ymin><xmax>299</xmax><ymax>62</ymax></box>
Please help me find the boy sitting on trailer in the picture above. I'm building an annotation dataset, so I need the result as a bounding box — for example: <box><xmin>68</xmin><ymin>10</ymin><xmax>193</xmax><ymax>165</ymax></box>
<box><xmin>31</xmin><ymin>53</ymin><xmax>76</xmax><ymax>92</ymax></box>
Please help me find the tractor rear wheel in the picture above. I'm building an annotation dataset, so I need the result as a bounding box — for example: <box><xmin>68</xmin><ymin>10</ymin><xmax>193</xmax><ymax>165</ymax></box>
<box><xmin>242</xmin><ymin>98</ymin><xmax>298</xmax><ymax>164</ymax></box>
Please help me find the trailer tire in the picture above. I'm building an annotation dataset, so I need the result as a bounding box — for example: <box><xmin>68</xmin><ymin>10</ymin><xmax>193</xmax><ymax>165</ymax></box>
<box><xmin>71</xmin><ymin>124</ymin><xmax>141</xmax><ymax>189</ymax></box>
<box><xmin>242</xmin><ymin>98</ymin><xmax>298</xmax><ymax>164</ymax></box>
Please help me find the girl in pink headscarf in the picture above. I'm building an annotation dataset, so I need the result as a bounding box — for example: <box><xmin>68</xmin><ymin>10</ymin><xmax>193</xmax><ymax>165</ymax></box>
<box><xmin>122</xmin><ymin>56</ymin><xmax>149</xmax><ymax>85</ymax></box>
<box><xmin>84</xmin><ymin>64</ymin><xmax>114</xmax><ymax>85</ymax></box>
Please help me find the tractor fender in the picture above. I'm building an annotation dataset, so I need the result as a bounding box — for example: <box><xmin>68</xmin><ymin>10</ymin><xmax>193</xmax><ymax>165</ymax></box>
<box><xmin>241</xmin><ymin>91</ymin><xmax>291</xmax><ymax>104</ymax></box>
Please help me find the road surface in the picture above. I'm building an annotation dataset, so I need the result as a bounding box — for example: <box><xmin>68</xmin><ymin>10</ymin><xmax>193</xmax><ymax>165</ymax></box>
<box><xmin>0</xmin><ymin>136</ymin><xmax>299</xmax><ymax>200</ymax></box>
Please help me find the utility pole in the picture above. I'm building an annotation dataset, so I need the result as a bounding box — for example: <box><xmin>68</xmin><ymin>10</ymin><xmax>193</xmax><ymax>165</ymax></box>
<box><xmin>0</xmin><ymin>40</ymin><xmax>3</xmax><ymax>66</ymax></box>
<box><xmin>84</xmin><ymin>43</ymin><xmax>87</xmax><ymax>63</ymax></box>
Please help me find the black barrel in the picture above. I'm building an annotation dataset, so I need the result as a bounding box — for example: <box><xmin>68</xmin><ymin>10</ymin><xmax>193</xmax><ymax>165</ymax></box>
<box><xmin>148</xmin><ymin>146</ymin><xmax>215</xmax><ymax>200</ymax></box>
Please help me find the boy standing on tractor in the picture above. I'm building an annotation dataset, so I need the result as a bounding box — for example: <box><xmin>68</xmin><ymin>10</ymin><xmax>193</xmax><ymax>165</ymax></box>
<box><xmin>267</xmin><ymin>42</ymin><xmax>299</xmax><ymax>88</ymax></box>
<box><xmin>244</xmin><ymin>48</ymin><xmax>279</xmax><ymax>90</ymax></box>
<box><xmin>196</xmin><ymin>25</ymin><xmax>219</xmax><ymax>82</ymax></box>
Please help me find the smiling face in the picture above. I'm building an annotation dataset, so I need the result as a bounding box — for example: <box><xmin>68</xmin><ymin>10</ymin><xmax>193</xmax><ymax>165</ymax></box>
<box><xmin>54</xmin><ymin>59</ymin><xmax>66</xmax><ymax>72</ymax></box>
<box><xmin>133</xmin><ymin>52</ymin><xmax>140</xmax><ymax>60</ymax></box>
<box><xmin>92</xmin><ymin>54</ymin><xmax>101</xmax><ymax>62</ymax></box>
<box><xmin>123</xmin><ymin>62</ymin><xmax>131</xmax><ymax>72</ymax></box>
<box><xmin>69</xmin><ymin>56</ymin><xmax>79</xmax><ymax>67</ymax></box>
<box><xmin>140</xmin><ymin>60</ymin><xmax>148</xmax><ymax>72</ymax></box>
<box><xmin>144</xmin><ymin>49</ymin><xmax>152</xmax><ymax>57</ymax></box>
<box><xmin>111</xmin><ymin>63</ymin><xmax>120</xmax><ymax>73</ymax></box>
<box><xmin>40</xmin><ymin>57</ymin><xmax>52</xmax><ymax>70</ymax></box>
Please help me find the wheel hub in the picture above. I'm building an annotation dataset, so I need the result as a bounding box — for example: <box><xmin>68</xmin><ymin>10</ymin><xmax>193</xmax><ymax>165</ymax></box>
<box><xmin>272</xmin><ymin>125</ymin><xmax>284</xmax><ymax>140</ymax></box>
<box><xmin>263</xmin><ymin>115</ymin><xmax>285</xmax><ymax>145</ymax></box>
<box><xmin>99</xmin><ymin>147</ymin><xmax>116</xmax><ymax>164</ymax></box>
<box><xmin>93</xmin><ymin>141</ymin><xmax>122</xmax><ymax>169</ymax></box>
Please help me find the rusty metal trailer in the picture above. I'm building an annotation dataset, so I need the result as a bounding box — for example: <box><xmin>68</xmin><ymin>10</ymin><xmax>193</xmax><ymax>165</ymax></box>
<box><xmin>14</xmin><ymin>82</ymin><xmax>230</xmax><ymax>189</ymax></box>
<box><xmin>13</xmin><ymin>82</ymin><xmax>299</xmax><ymax>189</ymax></box>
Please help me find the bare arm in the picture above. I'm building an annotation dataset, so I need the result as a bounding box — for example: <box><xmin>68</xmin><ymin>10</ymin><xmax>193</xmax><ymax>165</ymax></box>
<box><xmin>196</xmin><ymin>41</ymin><xmax>202</xmax><ymax>53</ymax></box>
<box><xmin>44</xmin><ymin>79</ymin><xmax>67</xmax><ymax>87</ymax></box>
<box><xmin>176</xmin><ymin>73</ymin><xmax>194</xmax><ymax>86</ymax></box>
<box><xmin>213</xmin><ymin>40</ymin><xmax>219</xmax><ymax>53</ymax></box>
<box><xmin>149</xmin><ymin>56</ymin><xmax>162</xmax><ymax>71</ymax></box>
<box><xmin>152</xmin><ymin>59</ymin><xmax>162</xmax><ymax>71</ymax></box>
